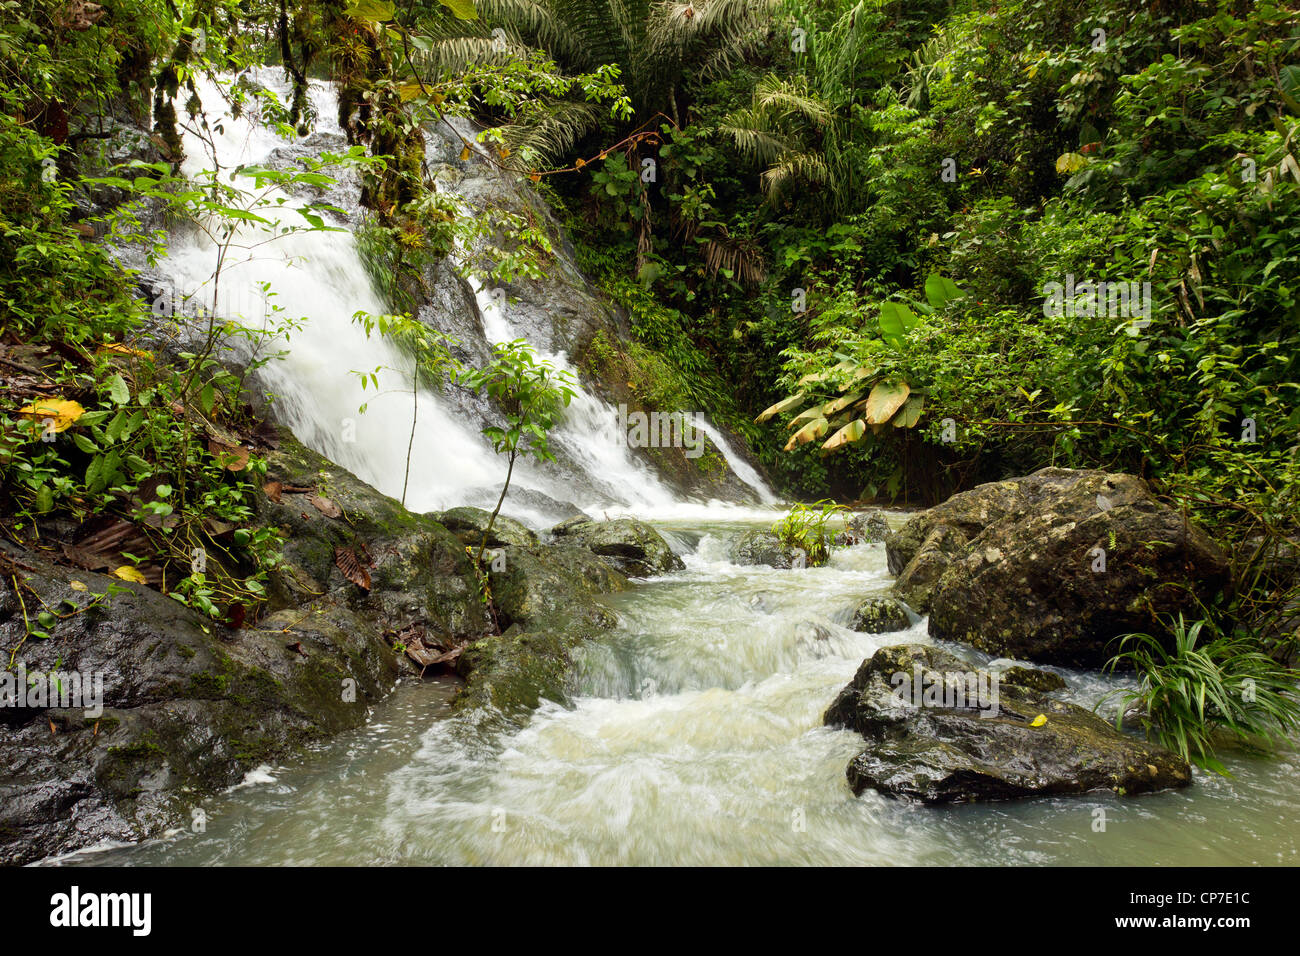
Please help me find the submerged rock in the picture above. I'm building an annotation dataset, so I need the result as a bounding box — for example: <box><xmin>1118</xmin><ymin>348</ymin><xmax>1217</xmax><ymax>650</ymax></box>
<box><xmin>849</xmin><ymin>597</ymin><xmax>912</xmax><ymax>634</ymax></box>
<box><xmin>885</xmin><ymin>468</ymin><xmax>1229</xmax><ymax>667</ymax></box>
<box><xmin>824</xmin><ymin>644</ymin><xmax>1192</xmax><ymax>804</ymax></box>
<box><xmin>549</xmin><ymin>516</ymin><xmax>683</xmax><ymax>577</ymax></box>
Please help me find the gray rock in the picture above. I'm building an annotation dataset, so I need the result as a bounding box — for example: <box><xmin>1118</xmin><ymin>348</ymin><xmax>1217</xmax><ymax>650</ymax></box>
<box><xmin>824</xmin><ymin>644</ymin><xmax>1192</xmax><ymax>803</ymax></box>
<box><xmin>549</xmin><ymin>517</ymin><xmax>683</xmax><ymax>576</ymax></box>
<box><xmin>730</xmin><ymin>530</ymin><xmax>806</xmax><ymax>569</ymax></box>
<box><xmin>849</xmin><ymin>597</ymin><xmax>912</xmax><ymax>634</ymax></box>
<box><xmin>431</xmin><ymin>505</ymin><xmax>538</xmax><ymax>549</ymax></box>
<box><xmin>885</xmin><ymin>468</ymin><xmax>1229</xmax><ymax>667</ymax></box>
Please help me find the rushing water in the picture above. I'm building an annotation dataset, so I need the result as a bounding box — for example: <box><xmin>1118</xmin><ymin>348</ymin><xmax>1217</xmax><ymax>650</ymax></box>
<box><xmin>60</xmin><ymin>512</ymin><xmax>1300</xmax><ymax>867</ymax></box>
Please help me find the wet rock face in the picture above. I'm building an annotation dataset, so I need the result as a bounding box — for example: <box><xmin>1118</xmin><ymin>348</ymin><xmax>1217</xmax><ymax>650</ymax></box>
<box><xmin>0</xmin><ymin>547</ymin><xmax>399</xmax><ymax>867</ymax></box>
<box><xmin>885</xmin><ymin>468</ymin><xmax>1229</xmax><ymax>667</ymax></box>
<box><xmin>549</xmin><ymin>516</ymin><xmax>684</xmax><ymax>577</ymax></box>
<box><xmin>824</xmin><ymin>644</ymin><xmax>1192</xmax><ymax>804</ymax></box>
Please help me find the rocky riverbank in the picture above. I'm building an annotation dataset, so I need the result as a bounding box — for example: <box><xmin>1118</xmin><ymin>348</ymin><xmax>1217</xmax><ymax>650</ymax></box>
<box><xmin>0</xmin><ymin>432</ymin><xmax>681</xmax><ymax>865</ymax></box>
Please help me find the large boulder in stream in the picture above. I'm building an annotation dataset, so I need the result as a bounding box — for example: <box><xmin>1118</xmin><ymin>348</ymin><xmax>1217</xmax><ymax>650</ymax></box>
<box><xmin>549</xmin><ymin>516</ymin><xmax>684</xmax><ymax>577</ymax></box>
<box><xmin>824</xmin><ymin>644</ymin><xmax>1192</xmax><ymax>803</ymax></box>
<box><xmin>849</xmin><ymin>597</ymin><xmax>913</xmax><ymax>634</ymax></box>
<box><xmin>886</xmin><ymin>468</ymin><xmax>1229</xmax><ymax>667</ymax></box>
<box><xmin>730</xmin><ymin>530</ymin><xmax>805</xmax><ymax>569</ymax></box>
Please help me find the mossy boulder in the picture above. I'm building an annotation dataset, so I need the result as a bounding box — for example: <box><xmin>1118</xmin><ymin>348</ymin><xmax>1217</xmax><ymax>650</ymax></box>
<box><xmin>259</xmin><ymin>433</ymin><xmax>491</xmax><ymax>642</ymax></box>
<box><xmin>453</xmin><ymin>544</ymin><xmax>625</xmax><ymax>720</ymax></box>
<box><xmin>0</xmin><ymin>547</ymin><xmax>399</xmax><ymax>866</ymax></box>
<box><xmin>730</xmin><ymin>530</ymin><xmax>806</xmax><ymax>569</ymax></box>
<box><xmin>849</xmin><ymin>597</ymin><xmax>912</xmax><ymax>634</ymax></box>
<box><xmin>824</xmin><ymin>644</ymin><xmax>1192</xmax><ymax>804</ymax></box>
<box><xmin>432</xmin><ymin>506</ymin><xmax>538</xmax><ymax>549</ymax></box>
<box><xmin>843</xmin><ymin>511</ymin><xmax>891</xmax><ymax>545</ymax></box>
<box><xmin>886</xmin><ymin>468</ymin><xmax>1229</xmax><ymax>667</ymax></box>
<box><xmin>1001</xmin><ymin>665</ymin><xmax>1068</xmax><ymax>693</ymax></box>
<box><xmin>549</xmin><ymin>516</ymin><xmax>684</xmax><ymax>576</ymax></box>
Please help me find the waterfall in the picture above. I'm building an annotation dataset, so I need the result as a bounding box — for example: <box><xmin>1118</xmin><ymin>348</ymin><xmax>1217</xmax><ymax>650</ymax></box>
<box><xmin>157</xmin><ymin>73</ymin><xmax>776</xmax><ymax>526</ymax></box>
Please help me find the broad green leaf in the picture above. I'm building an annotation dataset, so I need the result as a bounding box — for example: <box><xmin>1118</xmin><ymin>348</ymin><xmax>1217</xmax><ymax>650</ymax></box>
<box><xmin>438</xmin><ymin>0</ymin><xmax>478</xmax><ymax>19</ymax></box>
<box><xmin>784</xmin><ymin>417</ymin><xmax>828</xmax><ymax>450</ymax></box>
<box><xmin>755</xmin><ymin>392</ymin><xmax>806</xmax><ymax>422</ymax></box>
<box><xmin>864</xmin><ymin>380</ymin><xmax>911</xmax><ymax>425</ymax></box>
<box><xmin>924</xmin><ymin>274</ymin><xmax>964</xmax><ymax>309</ymax></box>
<box><xmin>107</xmin><ymin>373</ymin><xmax>130</xmax><ymax>406</ymax></box>
<box><xmin>892</xmin><ymin>394</ymin><xmax>925</xmax><ymax>428</ymax></box>
<box><xmin>347</xmin><ymin>0</ymin><xmax>395</xmax><ymax>21</ymax></box>
<box><xmin>822</xmin><ymin>419</ymin><xmax>866</xmax><ymax>452</ymax></box>
<box><xmin>1056</xmin><ymin>152</ymin><xmax>1086</xmax><ymax>175</ymax></box>
<box><xmin>879</xmin><ymin>301</ymin><xmax>919</xmax><ymax>347</ymax></box>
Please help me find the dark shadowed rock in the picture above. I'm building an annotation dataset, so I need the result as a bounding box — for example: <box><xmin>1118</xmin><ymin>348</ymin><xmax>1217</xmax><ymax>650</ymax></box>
<box><xmin>885</xmin><ymin>468</ymin><xmax>1229</xmax><ymax>667</ymax></box>
<box><xmin>824</xmin><ymin>644</ymin><xmax>1191</xmax><ymax>804</ymax></box>
<box><xmin>0</xmin><ymin>548</ymin><xmax>399</xmax><ymax>866</ymax></box>
<box><xmin>549</xmin><ymin>516</ymin><xmax>683</xmax><ymax>576</ymax></box>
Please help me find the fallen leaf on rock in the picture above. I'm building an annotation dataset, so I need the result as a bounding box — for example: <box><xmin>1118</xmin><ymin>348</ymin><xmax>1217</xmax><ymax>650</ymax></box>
<box><xmin>97</xmin><ymin>342</ymin><xmax>150</xmax><ymax>359</ymax></box>
<box><xmin>310</xmin><ymin>494</ymin><xmax>343</xmax><ymax>519</ymax></box>
<box><xmin>208</xmin><ymin>439</ymin><xmax>250</xmax><ymax>471</ymax></box>
<box><xmin>1030</xmin><ymin>714</ymin><xmax>1047</xmax><ymax>727</ymax></box>
<box><xmin>17</xmin><ymin>398</ymin><xmax>84</xmax><ymax>433</ymax></box>
<box><xmin>334</xmin><ymin>546</ymin><xmax>371</xmax><ymax>590</ymax></box>
<box><xmin>111</xmin><ymin>565</ymin><xmax>146</xmax><ymax>583</ymax></box>
<box><xmin>263</xmin><ymin>481</ymin><xmax>283</xmax><ymax>503</ymax></box>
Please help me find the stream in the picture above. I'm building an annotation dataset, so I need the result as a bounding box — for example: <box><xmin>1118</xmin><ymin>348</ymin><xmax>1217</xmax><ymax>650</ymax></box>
<box><xmin>58</xmin><ymin>510</ymin><xmax>1300</xmax><ymax>867</ymax></box>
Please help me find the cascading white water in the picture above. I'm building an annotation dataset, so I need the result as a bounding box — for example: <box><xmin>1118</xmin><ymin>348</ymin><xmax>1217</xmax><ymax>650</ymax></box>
<box><xmin>160</xmin><ymin>74</ymin><xmax>775</xmax><ymax>525</ymax></box>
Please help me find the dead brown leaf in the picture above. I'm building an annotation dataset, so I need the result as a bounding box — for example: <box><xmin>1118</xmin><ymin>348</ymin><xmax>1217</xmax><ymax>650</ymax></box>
<box><xmin>334</xmin><ymin>546</ymin><xmax>371</xmax><ymax>591</ymax></box>
<box><xmin>310</xmin><ymin>494</ymin><xmax>343</xmax><ymax>519</ymax></box>
<box><xmin>207</xmin><ymin>439</ymin><xmax>250</xmax><ymax>472</ymax></box>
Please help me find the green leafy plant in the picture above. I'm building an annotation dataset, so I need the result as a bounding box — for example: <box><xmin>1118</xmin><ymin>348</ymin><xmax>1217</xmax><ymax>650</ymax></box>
<box><xmin>771</xmin><ymin>499</ymin><xmax>844</xmax><ymax>567</ymax></box>
<box><xmin>455</xmin><ymin>339</ymin><xmax>576</xmax><ymax>565</ymax></box>
<box><xmin>1103</xmin><ymin>615</ymin><xmax>1300</xmax><ymax>775</ymax></box>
